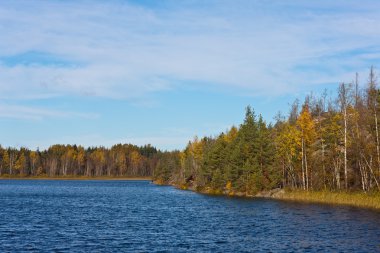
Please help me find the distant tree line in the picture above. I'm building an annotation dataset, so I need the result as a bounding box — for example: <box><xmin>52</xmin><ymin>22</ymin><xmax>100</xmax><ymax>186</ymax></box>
<box><xmin>2</xmin><ymin>67</ymin><xmax>380</xmax><ymax>194</ymax></box>
<box><xmin>0</xmin><ymin>144</ymin><xmax>159</xmax><ymax>177</ymax></box>
<box><xmin>154</xmin><ymin>67</ymin><xmax>380</xmax><ymax>193</ymax></box>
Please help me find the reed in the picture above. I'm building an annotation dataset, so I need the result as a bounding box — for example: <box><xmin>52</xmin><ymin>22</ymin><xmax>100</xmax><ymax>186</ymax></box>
<box><xmin>277</xmin><ymin>189</ymin><xmax>380</xmax><ymax>210</ymax></box>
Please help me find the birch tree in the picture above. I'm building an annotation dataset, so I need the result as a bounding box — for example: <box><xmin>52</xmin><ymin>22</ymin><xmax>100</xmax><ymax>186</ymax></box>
<box><xmin>338</xmin><ymin>82</ymin><xmax>352</xmax><ymax>189</ymax></box>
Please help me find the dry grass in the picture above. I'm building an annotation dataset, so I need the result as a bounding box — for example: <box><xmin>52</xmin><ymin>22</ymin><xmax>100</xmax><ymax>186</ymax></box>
<box><xmin>277</xmin><ymin>189</ymin><xmax>380</xmax><ymax>211</ymax></box>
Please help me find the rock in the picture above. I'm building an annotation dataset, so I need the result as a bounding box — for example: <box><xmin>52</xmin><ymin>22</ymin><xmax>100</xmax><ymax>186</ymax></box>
<box><xmin>255</xmin><ymin>188</ymin><xmax>285</xmax><ymax>198</ymax></box>
<box><xmin>271</xmin><ymin>188</ymin><xmax>285</xmax><ymax>198</ymax></box>
<box><xmin>234</xmin><ymin>192</ymin><xmax>246</xmax><ymax>197</ymax></box>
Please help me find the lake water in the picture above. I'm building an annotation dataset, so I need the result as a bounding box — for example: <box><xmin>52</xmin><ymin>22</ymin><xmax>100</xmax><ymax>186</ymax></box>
<box><xmin>0</xmin><ymin>180</ymin><xmax>379</xmax><ymax>252</ymax></box>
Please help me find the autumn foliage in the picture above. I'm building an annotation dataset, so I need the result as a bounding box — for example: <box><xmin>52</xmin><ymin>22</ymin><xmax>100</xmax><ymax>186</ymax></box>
<box><xmin>154</xmin><ymin>68</ymin><xmax>380</xmax><ymax>194</ymax></box>
<box><xmin>0</xmin><ymin>144</ymin><xmax>158</xmax><ymax>178</ymax></box>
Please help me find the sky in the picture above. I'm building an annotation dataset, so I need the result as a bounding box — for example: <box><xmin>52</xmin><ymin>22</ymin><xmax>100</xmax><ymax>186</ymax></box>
<box><xmin>1</xmin><ymin>0</ymin><xmax>380</xmax><ymax>151</ymax></box>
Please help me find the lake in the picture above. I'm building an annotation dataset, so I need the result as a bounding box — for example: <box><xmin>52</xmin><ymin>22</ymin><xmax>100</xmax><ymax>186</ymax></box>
<box><xmin>0</xmin><ymin>180</ymin><xmax>379</xmax><ymax>252</ymax></box>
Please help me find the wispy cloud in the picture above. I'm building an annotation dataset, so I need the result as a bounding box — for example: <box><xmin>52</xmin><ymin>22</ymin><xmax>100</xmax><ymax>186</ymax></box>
<box><xmin>1</xmin><ymin>0</ymin><xmax>379</xmax><ymax>101</ymax></box>
<box><xmin>0</xmin><ymin>103</ymin><xmax>99</xmax><ymax>120</ymax></box>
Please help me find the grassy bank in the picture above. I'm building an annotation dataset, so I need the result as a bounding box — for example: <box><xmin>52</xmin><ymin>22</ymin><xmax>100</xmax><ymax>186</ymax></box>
<box><xmin>275</xmin><ymin>189</ymin><xmax>380</xmax><ymax>211</ymax></box>
<box><xmin>155</xmin><ymin>181</ymin><xmax>380</xmax><ymax>211</ymax></box>
<box><xmin>0</xmin><ymin>175</ymin><xmax>152</xmax><ymax>181</ymax></box>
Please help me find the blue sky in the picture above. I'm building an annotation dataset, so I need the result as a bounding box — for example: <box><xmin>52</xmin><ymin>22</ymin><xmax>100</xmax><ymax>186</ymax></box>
<box><xmin>1</xmin><ymin>0</ymin><xmax>380</xmax><ymax>150</ymax></box>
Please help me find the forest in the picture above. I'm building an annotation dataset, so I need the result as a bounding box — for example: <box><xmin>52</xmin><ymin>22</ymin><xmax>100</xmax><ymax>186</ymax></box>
<box><xmin>0</xmin><ymin>144</ymin><xmax>158</xmax><ymax>177</ymax></box>
<box><xmin>154</xmin><ymin>67</ymin><xmax>380</xmax><ymax>194</ymax></box>
<box><xmin>1</xmin><ymin>68</ymin><xmax>380</xmax><ymax>195</ymax></box>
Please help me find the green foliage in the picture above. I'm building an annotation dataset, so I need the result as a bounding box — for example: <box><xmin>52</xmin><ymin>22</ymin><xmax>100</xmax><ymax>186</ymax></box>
<box><xmin>153</xmin><ymin>106</ymin><xmax>280</xmax><ymax>195</ymax></box>
<box><xmin>153</xmin><ymin>151</ymin><xmax>181</xmax><ymax>184</ymax></box>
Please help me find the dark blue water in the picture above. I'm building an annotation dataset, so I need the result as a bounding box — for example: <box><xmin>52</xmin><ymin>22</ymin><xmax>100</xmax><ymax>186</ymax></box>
<box><xmin>0</xmin><ymin>180</ymin><xmax>379</xmax><ymax>252</ymax></box>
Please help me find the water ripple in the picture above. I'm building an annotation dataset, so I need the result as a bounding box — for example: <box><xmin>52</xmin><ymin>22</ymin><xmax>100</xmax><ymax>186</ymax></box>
<box><xmin>0</xmin><ymin>180</ymin><xmax>379</xmax><ymax>252</ymax></box>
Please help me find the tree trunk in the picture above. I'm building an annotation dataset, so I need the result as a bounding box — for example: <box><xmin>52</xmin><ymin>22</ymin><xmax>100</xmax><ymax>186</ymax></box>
<box><xmin>301</xmin><ymin>137</ymin><xmax>305</xmax><ymax>190</ymax></box>
<box><xmin>305</xmin><ymin>142</ymin><xmax>309</xmax><ymax>191</ymax></box>
<box><xmin>375</xmin><ymin>109</ymin><xmax>380</xmax><ymax>177</ymax></box>
<box><xmin>344</xmin><ymin>105</ymin><xmax>348</xmax><ymax>189</ymax></box>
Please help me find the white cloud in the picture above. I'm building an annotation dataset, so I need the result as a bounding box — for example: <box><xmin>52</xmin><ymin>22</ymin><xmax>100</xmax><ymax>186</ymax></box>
<box><xmin>0</xmin><ymin>0</ymin><xmax>380</xmax><ymax>101</ymax></box>
<box><xmin>0</xmin><ymin>103</ymin><xmax>99</xmax><ymax>120</ymax></box>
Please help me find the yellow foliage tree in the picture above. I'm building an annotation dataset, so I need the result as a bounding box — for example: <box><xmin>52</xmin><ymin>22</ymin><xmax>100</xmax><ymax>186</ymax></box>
<box><xmin>224</xmin><ymin>126</ymin><xmax>238</xmax><ymax>143</ymax></box>
<box><xmin>130</xmin><ymin>150</ymin><xmax>142</xmax><ymax>176</ymax></box>
<box><xmin>30</xmin><ymin>151</ymin><xmax>38</xmax><ymax>175</ymax></box>
<box><xmin>14</xmin><ymin>153</ymin><xmax>26</xmax><ymax>175</ymax></box>
<box><xmin>276</xmin><ymin>122</ymin><xmax>301</xmax><ymax>188</ymax></box>
<box><xmin>297</xmin><ymin>105</ymin><xmax>316</xmax><ymax>190</ymax></box>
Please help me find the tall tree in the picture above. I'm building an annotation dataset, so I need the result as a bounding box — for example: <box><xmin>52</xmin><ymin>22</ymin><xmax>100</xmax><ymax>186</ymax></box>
<box><xmin>14</xmin><ymin>152</ymin><xmax>26</xmax><ymax>175</ymax></box>
<box><xmin>297</xmin><ymin>104</ymin><xmax>316</xmax><ymax>190</ymax></box>
<box><xmin>367</xmin><ymin>66</ymin><xmax>380</xmax><ymax>177</ymax></box>
<box><xmin>1</xmin><ymin>149</ymin><xmax>10</xmax><ymax>175</ymax></box>
<box><xmin>338</xmin><ymin>82</ymin><xmax>352</xmax><ymax>189</ymax></box>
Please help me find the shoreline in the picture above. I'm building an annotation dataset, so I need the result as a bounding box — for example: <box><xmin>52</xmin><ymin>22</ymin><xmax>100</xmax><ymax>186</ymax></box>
<box><xmin>272</xmin><ymin>190</ymin><xmax>380</xmax><ymax>211</ymax></box>
<box><xmin>2</xmin><ymin>177</ymin><xmax>379</xmax><ymax>211</ymax></box>
<box><xmin>154</xmin><ymin>181</ymin><xmax>380</xmax><ymax>211</ymax></box>
<box><xmin>0</xmin><ymin>176</ymin><xmax>152</xmax><ymax>181</ymax></box>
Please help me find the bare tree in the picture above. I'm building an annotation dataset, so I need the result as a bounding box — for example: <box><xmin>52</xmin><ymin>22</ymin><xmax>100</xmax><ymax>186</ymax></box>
<box><xmin>367</xmin><ymin>66</ymin><xmax>380</xmax><ymax>177</ymax></box>
<box><xmin>338</xmin><ymin>82</ymin><xmax>352</xmax><ymax>189</ymax></box>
